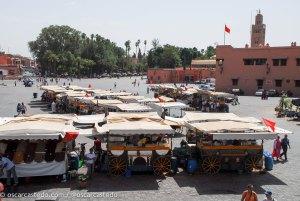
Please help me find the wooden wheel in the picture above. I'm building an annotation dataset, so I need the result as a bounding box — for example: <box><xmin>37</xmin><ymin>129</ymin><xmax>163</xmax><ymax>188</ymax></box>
<box><xmin>109</xmin><ymin>157</ymin><xmax>127</xmax><ymax>176</ymax></box>
<box><xmin>245</xmin><ymin>156</ymin><xmax>262</xmax><ymax>172</ymax></box>
<box><xmin>202</xmin><ymin>157</ymin><xmax>221</xmax><ymax>174</ymax></box>
<box><xmin>153</xmin><ymin>157</ymin><xmax>171</xmax><ymax>175</ymax></box>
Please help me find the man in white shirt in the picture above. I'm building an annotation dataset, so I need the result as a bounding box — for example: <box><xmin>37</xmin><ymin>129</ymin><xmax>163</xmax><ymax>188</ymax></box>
<box><xmin>0</xmin><ymin>156</ymin><xmax>18</xmax><ymax>186</ymax></box>
<box><xmin>84</xmin><ymin>148</ymin><xmax>96</xmax><ymax>178</ymax></box>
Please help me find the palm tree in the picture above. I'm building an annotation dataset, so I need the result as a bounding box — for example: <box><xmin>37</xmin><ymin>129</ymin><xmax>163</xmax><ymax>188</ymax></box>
<box><xmin>124</xmin><ymin>40</ymin><xmax>131</xmax><ymax>57</ymax></box>
<box><xmin>143</xmin><ymin>40</ymin><xmax>147</xmax><ymax>56</ymax></box>
<box><xmin>152</xmin><ymin>38</ymin><xmax>159</xmax><ymax>49</ymax></box>
<box><xmin>135</xmin><ymin>39</ymin><xmax>140</xmax><ymax>57</ymax></box>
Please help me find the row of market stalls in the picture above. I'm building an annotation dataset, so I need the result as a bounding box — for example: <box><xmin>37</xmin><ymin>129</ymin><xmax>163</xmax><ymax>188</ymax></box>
<box><xmin>149</xmin><ymin>84</ymin><xmax>235</xmax><ymax>109</ymax></box>
<box><xmin>0</xmin><ymin>110</ymin><xmax>291</xmax><ymax>178</ymax></box>
<box><xmin>40</xmin><ymin>85</ymin><xmax>193</xmax><ymax>118</ymax></box>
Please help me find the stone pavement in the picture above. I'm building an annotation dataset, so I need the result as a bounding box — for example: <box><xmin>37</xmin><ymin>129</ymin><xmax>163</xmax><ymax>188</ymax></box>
<box><xmin>0</xmin><ymin>79</ymin><xmax>299</xmax><ymax>200</ymax></box>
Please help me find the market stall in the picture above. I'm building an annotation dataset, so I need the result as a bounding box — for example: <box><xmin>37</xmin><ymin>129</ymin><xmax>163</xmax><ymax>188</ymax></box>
<box><xmin>0</xmin><ymin>114</ymin><xmax>79</xmax><ymax>178</ymax></box>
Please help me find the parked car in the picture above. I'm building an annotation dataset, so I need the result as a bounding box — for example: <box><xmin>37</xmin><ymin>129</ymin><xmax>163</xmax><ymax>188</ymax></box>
<box><xmin>267</xmin><ymin>89</ymin><xmax>279</xmax><ymax>97</ymax></box>
<box><xmin>255</xmin><ymin>89</ymin><xmax>264</xmax><ymax>96</ymax></box>
<box><xmin>231</xmin><ymin>88</ymin><xmax>244</xmax><ymax>95</ymax></box>
<box><xmin>23</xmin><ymin>77</ymin><xmax>34</xmax><ymax>87</ymax></box>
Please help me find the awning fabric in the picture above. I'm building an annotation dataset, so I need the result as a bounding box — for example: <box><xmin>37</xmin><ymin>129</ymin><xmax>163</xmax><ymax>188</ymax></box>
<box><xmin>103</xmin><ymin>121</ymin><xmax>174</xmax><ymax>136</ymax></box>
<box><xmin>211</xmin><ymin>132</ymin><xmax>276</xmax><ymax>140</ymax></box>
<box><xmin>0</xmin><ymin>114</ymin><xmax>77</xmax><ymax>140</ymax></box>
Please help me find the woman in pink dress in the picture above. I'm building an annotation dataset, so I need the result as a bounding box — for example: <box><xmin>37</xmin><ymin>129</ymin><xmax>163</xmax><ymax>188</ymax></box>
<box><xmin>272</xmin><ymin>136</ymin><xmax>282</xmax><ymax>161</ymax></box>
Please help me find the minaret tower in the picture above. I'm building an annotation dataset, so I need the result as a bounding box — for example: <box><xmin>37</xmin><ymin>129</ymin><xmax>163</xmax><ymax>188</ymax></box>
<box><xmin>251</xmin><ymin>10</ymin><xmax>266</xmax><ymax>47</ymax></box>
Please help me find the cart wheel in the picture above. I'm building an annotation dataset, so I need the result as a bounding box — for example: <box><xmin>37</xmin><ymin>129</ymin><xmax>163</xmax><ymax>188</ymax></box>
<box><xmin>245</xmin><ymin>156</ymin><xmax>262</xmax><ymax>172</ymax></box>
<box><xmin>202</xmin><ymin>157</ymin><xmax>221</xmax><ymax>174</ymax></box>
<box><xmin>108</xmin><ymin>157</ymin><xmax>127</xmax><ymax>176</ymax></box>
<box><xmin>153</xmin><ymin>156</ymin><xmax>171</xmax><ymax>176</ymax></box>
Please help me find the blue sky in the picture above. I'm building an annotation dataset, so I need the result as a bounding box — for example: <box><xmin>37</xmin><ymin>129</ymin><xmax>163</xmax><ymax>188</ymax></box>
<box><xmin>0</xmin><ymin>0</ymin><xmax>299</xmax><ymax>57</ymax></box>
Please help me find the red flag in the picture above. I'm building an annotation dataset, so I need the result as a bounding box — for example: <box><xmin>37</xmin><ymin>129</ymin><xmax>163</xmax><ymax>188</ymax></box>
<box><xmin>262</xmin><ymin>118</ymin><xmax>276</xmax><ymax>132</ymax></box>
<box><xmin>225</xmin><ymin>25</ymin><xmax>231</xmax><ymax>34</ymax></box>
<box><xmin>63</xmin><ymin>131</ymin><xmax>79</xmax><ymax>142</ymax></box>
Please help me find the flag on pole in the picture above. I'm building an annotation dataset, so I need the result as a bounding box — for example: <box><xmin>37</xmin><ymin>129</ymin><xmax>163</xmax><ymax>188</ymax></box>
<box><xmin>225</xmin><ymin>25</ymin><xmax>231</xmax><ymax>34</ymax></box>
<box><xmin>262</xmin><ymin>118</ymin><xmax>276</xmax><ymax>132</ymax></box>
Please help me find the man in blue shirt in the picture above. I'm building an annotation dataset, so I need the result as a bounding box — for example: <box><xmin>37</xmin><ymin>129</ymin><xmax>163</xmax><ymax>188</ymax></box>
<box><xmin>280</xmin><ymin>134</ymin><xmax>291</xmax><ymax>161</ymax></box>
<box><xmin>0</xmin><ymin>156</ymin><xmax>18</xmax><ymax>186</ymax></box>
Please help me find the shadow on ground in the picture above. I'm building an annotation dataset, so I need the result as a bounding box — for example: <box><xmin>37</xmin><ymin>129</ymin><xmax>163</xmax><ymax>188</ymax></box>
<box><xmin>173</xmin><ymin>171</ymin><xmax>286</xmax><ymax>195</ymax></box>
<box><xmin>10</xmin><ymin>170</ymin><xmax>286</xmax><ymax>196</ymax></box>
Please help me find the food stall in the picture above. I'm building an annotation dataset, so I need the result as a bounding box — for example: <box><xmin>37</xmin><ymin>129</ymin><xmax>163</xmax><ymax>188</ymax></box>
<box><xmin>98</xmin><ymin>112</ymin><xmax>174</xmax><ymax>175</ymax></box>
<box><xmin>0</xmin><ymin>114</ymin><xmax>79</xmax><ymax>178</ymax></box>
<box><xmin>182</xmin><ymin>112</ymin><xmax>292</xmax><ymax>174</ymax></box>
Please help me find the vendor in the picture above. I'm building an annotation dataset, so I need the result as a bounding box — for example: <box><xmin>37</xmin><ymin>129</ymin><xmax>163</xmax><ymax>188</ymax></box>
<box><xmin>93</xmin><ymin>137</ymin><xmax>102</xmax><ymax>153</ymax></box>
<box><xmin>84</xmin><ymin>148</ymin><xmax>96</xmax><ymax>178</ymax></box>
<box><xmin>0</xmin><ymin>156</ymin><xmax>18</xmax><ymax>186</ymax></box>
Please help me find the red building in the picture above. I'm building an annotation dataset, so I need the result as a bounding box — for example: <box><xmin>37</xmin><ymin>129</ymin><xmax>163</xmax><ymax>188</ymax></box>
<box><xmin>0</xmin><ymin>52</ymin><xmax>37</xmax><ymax>78</ymax></box>
<box><xmin>147</xmin><ymin>67</ymin><xmax>215</xmax><ymax>84</ymax></box>
<box><xmin>215</xmin><ymin>12</ymin><xmax>300</xmax><ymax>96</ymax></box>
<box><xmin>215</xmin><ymin>44</ymin><xmax>300</xmax><ymax>96</ymax></box>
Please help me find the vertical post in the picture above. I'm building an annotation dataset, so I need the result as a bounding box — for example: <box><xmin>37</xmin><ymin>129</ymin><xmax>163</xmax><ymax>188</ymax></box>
<box><xmin>223</xmin><ymin>25</ymin><xmax>226</xmax><ymax>45</ymax></box>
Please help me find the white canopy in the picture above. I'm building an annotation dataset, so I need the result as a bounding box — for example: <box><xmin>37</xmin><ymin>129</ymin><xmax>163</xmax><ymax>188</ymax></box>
<box><xmin>188</xmin><ymin>120</ymin><xmax>267</xmax><ymax>133</ymax></box>
<box><xmin>114</xmin><ymin>103</ymin><xmax>153</xmax><ymax>112</ymax></box>
<box><xmin>74</xmin><ymin>114</ymin><xmax>106</xmax><ymax>125</ymax></box>
<box><xmin>182</xmin><ymin>112</ymin><xmax>260</xmax><ymax>124</ymax></box>
<box><xmin>100</xmin><ymin>112</ymin><xmax>174</xmax><ymax>136</ymax></box>
<box><xmin>211</xmin><ymin>132</ymin><xmax>277</xmax><ymax>140</ymax></box>
<box><xmin>40</xmin><ymin>85</ymin><xmax>68</xmax><ymax>93</ymax></box>
<box><xmin>151</xmin><ymin>102</ymin><xmax>189</xmax><ymax>109</ymax></box>
<box><xmin>104</xmin><ymin>121</ymin><xmax>174</xmax><ymax>136</ymax></box>
<box><xmin>117</xmin><ymin>95</ymin><xmax>145</xmax><ymax>102</ymax></box>
<box><xmin>91</xmin><ymin>99</ymin><xmax>123</xmax><ymax>106</ymax></box>
<box><xmin>0</xmin><ymin>114</ymin><xmax>77</xmax><ymax>140</ymax></box>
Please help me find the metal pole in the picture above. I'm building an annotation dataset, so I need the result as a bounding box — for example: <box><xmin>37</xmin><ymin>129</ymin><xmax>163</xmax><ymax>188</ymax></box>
<box><xmin>223</xmin><ymin>25</ymin><xmax>225</xmax><ymax>45</ymax></box>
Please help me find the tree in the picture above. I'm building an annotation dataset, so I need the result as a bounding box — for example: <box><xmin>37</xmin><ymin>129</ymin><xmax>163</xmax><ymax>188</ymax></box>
<box><xmin>143</xmin><ymin>40</ymin><xmax>147</xmax><ymax>55</ymax></box>
<box><xmin>160</xmin><ymin>45</ymin><xmax>181</xmax><ymax>68</ymax></box>
<box><xmin>138</xmin><ymin>48</ymin><xmax>143</xmax><ymax>60</ymax></box>
<box><xmin>135</xmin><ymin>39</ymin><xmax>140</xmax><ymax>57</ymax></box>
<box><xmin>124</xmin><ymin>40</ymin><xmax>131</xmax><ymax>57</ymax></box>
<box><xmin>28</xmin><ymin>25</ymin><xmax>131</xmax><ymax>76</ymax></box>
<box><xmin>204</xmin><ymin>46</ymin><xmax>215</xmax><ymax>59</ymax></box>
<box><xmin>152</xmin><ymin>38</ymin><xmax>160</xmax><ymax>49</ymax></box>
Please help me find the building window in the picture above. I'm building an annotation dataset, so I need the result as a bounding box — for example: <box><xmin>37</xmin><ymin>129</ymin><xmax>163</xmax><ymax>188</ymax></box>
<box><xmin>232</xmin><ymin>79</ymin><xmax>239</xmax><ymax>86</ymax></box>
<box><xmin>296</xmin><ymin>58</ymin><xmax>300</xmax><ymax>66</ymax></box>
<box><xmin>281</xmin><ymin>59</ymin><xmax>287</xmax><ymax>66</ymax></box>
<box><xmin>243</xmin><ymin>58</ymin><xmax>267</xmax><ymax>65</ymax></box>
<box><xmin>244</xmin><ymin>59</ymin><xmax>254</xmax><ymax>65</ymax></box>
<box><xmin>295</xmin><ymin>80</ymin><xmax>300</xmax><ymax>87</ymax></box>
<box><xmin>275</xmin><ymin>79</ymin><xmax>282</xmax><ymax>87</ymax></box>
<box><xmin>273</xmin><ymin>59</ymin><xmax>287</xmax><ymax>66</ymax></box>
<box><xmin>273</xmin><ymin>59</ymin><xmax>279</xmax><ymax>66</ymax></box>
<box><xmin>256</xmin><ymin>79</ymin><xmax>264</xmax><ymax>89</ymax></box>
<box><xmin>255</xmin><ymin>58</ymin><xmax>267</xmax><ymax>65</ymax></box>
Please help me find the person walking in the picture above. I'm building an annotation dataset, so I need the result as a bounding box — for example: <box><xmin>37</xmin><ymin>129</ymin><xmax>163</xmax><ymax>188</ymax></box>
<box><xmin>84</xmin><ymin>148</ymin><xmax>96</xmax><ymax>178</ymax></box>
<box><xmin>241</xmin><ymin>184</ymin><xmax>258</xmax><ymax>201</ymax></box>
<box><xmin>21</xmin><ymin>102</ymin><xmax>27</xmax><ymax>115</ymax></box>
<box><xmin>16</xmin><ymin>103</ymin><xmax>22</xmax><ymax>116</ymax></box>
<box><xmin>272</xmin><ymin>136</ymin><xmax>281</xmax><ymax>161</ymax></box>
<box><xmin>263</xmin><ymin>191</ymin><xmax>277</xmax><ymax>201</ymax></box>
<box><xmin>280</xmin><ymin>134</ymin><xmax>291</xmax><ymax>161</ymax></box>
<box><xmin>0</xmin><ymin>156</ymin><xmax>18</xmax><ymax>186</ymax></box>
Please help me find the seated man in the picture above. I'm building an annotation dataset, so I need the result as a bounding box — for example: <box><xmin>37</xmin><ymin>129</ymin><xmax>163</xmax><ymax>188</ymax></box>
<box><xmin>137</xmin><ymin>137</ymin><xmax>149</xmax><ymax>147</ymax></box>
